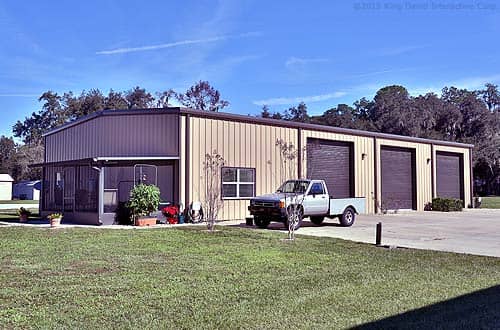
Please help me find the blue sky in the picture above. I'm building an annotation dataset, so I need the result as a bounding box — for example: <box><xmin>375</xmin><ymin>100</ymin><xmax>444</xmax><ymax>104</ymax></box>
<box><xmin>1</xmin><ymin>0</ymin><xmax>499</xmax><ymax>138</ymax></box>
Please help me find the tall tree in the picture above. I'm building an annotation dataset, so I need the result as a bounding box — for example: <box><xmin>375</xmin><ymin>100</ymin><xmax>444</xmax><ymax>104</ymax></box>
<box><xmin>176</xmin><ymin>80</ymin><xmax>229</xmax><ymax>112</ymax></box>
<box><xmin>105</xmin><ymin>89</ymin><xmax>128</xmax><ymax>110</ymax></box>
<box><xmin>63</xmin><ymin>89</ymin><xmax>106</xmax><ymax>120</ymax></box>
<box><xmin>13</xmin><ymin>91</ymin><xmax>67</xmax><ymax>145</ymax></box>
<box><xmin>0</xmin><ymin>136</ymin><xmax>16</xmax><ymax>173</ymax></box>
<box><xmin>481</xmin><ymin>83</ymin><xmax>500</xmax><ymax>112</ymax></box>
<box><xmin>311</xmin><ymin>104</ymin><xmax>358</xmax><ymax>129</ymax></box>
<box><xmin>260</xmin><ymin>105</ymin><xmax>271</xmax><ymax>118</ymax></box>
<box><xmin>126</xmin><ymin>86</ymin><xmax>155</xmax><ymax>109</ymax></box>
<box><xmin>369</xmin><ymin>85</ymin><xmax>418</xmax><ymax>136</ymax></box>
<box><xmin>289</xmin><ymin>102</ymin><xmax>309</xmax><ymax>122</ymax></box>
<box><xmin>156</xmin><ymin>89</ymin><xmax>176</xmax><ymax>108</ymax></box>
<box><xmin>9</xmin><ymin>144</ymin><xmax>44</xmax><ymax>181</ymax></box>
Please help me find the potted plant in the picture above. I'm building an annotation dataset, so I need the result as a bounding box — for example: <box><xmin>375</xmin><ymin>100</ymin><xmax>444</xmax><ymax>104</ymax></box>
<box><xmin>47</xmin><ymin>213</ymin><xmax>63</xmax><ymax>227</ymax></box>
<box><xmin>128</xmin><ymin>184</ymin><xmax>161</xmax><ymax>226</ymax></box>
<box><xmin>17</xmin><ymin>207</ymin><xmax>31</xmax><ymax>223</ymax></box>
<box><xmin>162</xmin><ymin>205</ymin><xmax>179</xmax><ymax>224</ymax></box>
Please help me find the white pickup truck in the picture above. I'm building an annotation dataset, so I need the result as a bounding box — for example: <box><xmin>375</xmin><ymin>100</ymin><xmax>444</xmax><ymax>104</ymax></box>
<box><xmin>248</xmin><ymin>179</ymin><xmax>365</xmax><ymax>230</ymax></box>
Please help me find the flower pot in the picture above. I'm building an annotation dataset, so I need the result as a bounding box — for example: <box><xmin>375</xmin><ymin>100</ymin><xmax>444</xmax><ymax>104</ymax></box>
<box><xmin>167</xmin><ymin>217</ymin><xmax>178</xmax><ymax>224</ymax></box>
<box><xmin>135</xmin><ymin>217</ymin><xmax>157</xmax><ymax>226</ymax></box>
<box><xmin>50</xmin><ymin>217</ymin><xmax>62</xmax><ymax>227</ymax></box>
<box><xmin>19</xmin><ymin>214</ymin><xmax>29</xmax><ymax>223</ymax></box>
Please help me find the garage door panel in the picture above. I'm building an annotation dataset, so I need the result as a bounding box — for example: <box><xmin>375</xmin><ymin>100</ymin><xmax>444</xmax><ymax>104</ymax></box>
<box><xmin>436</xmin><ymin>152</ymin><xmax>463</xmax><ymax>200</ymax></box>
<box><xmin>381</xmin><ymin>146</ymin><xmax>416</xmax><ymax>210</ymax></box>
<box><xmin>306</xmin><ymin>139</ymin><xmax>353</xmax><ymax>198</ymax></box>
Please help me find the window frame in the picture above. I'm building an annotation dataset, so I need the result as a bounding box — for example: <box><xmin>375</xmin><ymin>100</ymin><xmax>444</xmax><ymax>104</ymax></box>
<box><xmin>221</xmin><ymin>167</ymin><xmax>256</xmax><ymax>200</ymax></box>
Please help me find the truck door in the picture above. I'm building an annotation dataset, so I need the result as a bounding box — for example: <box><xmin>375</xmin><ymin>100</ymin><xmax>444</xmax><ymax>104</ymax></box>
<box><xmin>304</xmin><ymin>182</ymin><xmax>329</xmax><ymax>215</ymax></box>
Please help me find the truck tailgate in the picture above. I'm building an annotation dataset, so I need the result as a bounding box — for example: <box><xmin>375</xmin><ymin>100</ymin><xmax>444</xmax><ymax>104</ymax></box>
<box><xmin>329</xmin><ymin>197</ymin><xmax>366</xmax><ymax>215</ymax></box>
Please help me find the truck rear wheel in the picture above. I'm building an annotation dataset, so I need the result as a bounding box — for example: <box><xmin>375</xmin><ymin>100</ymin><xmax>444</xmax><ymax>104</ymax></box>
<box><xmin>310</xmin><ymin>216</ymin><xmax>324</xmax><ymax>225</ymax></box>
<box><xmin>254</xmin><ymin>216</ymin><xmax>270</xmax><ymax>229</ymax></box>
<box><xmin>339</xmin><ymin>207</ymin><xmax>355</xmax><ymax>227</ymax></box>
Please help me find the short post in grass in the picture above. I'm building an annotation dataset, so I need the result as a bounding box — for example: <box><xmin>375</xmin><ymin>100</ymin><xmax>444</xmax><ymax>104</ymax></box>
<box><xmin>376</xmin><ymin>222</ymin><xmax>382</xmax><ymax>246</ymax></box>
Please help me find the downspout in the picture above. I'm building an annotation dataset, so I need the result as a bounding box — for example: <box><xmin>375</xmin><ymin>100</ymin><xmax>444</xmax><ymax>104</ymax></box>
<box><xmin>431</xmin><ymin>143</ymin><xmax>435</xmax><ymax>199</ymax></box>
<box><xmin>185</xmin><ymin>114</ymin><xmax>191</xmax><ymax>209</ymax></box>
<box><xmin>373</xmin><ymin>137</ymin><xmax>378</xmax><ymax>213</ymax></box>
<box><xmin>40</xmin><ymin>136</ymin><xmax>47</xmax><ymax>213</ymax></box>
<box><xmin>297</xmin><ymin>128</ymin><xmax>302</xmax><ymax>178</ymax></box>
<box><xmin>469</xmin><ymin>147</ymin><xmax>474</xmax><ymax>208</ymax></box>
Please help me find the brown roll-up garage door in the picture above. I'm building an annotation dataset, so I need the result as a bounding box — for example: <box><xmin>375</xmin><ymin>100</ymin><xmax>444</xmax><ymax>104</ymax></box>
<box><xmin>381</xmin><ymin>146</ymin><xmax>416</xmax><ymax>210</ymax></box>
<box><xmin>436</xmin><ymin>151</ymin><xmax>464</xmax><ymax>200</ymax></box>
<box><xmin>306</xmin><ymin>138</ymin><xmax>354</xmax><ymax>198</ymax></box>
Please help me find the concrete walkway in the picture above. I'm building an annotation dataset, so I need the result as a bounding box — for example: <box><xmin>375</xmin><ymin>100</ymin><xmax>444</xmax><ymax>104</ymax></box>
<box><xmin>223</xmin><ymin>209</ymin><xmax>500</xmax><ymax>258</ymax></box>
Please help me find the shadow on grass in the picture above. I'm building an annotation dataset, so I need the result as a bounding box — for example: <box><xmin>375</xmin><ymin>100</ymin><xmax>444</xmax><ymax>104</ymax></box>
<box><xmin>352</xmin><ymin>285</ymin><xmax>500</xmax><ymax>329</ymax></box>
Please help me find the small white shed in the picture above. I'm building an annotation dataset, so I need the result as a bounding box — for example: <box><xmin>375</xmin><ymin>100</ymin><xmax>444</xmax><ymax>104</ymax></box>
<box><xmin>0</xmin><ymin>174</ymin><xmax>14</xmax><ymax>200</ymax></box>
<box><xmin>12</xmin><ymin>180</ymin><xmax>41</xmax><ymax>200</ymax></box>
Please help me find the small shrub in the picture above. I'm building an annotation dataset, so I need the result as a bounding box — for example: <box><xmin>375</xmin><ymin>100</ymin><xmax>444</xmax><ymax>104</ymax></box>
<box><xmin>47</xmin><ymin>213</ymin><xmax>63</xmax><ymax>220</ymax></box>
<box><xmin>431</xmin><ymin>198</ymin><xmax>463</xmax><ymax>212</ymax></box>
<box><xmin>127</xmin><ymin>184</ymin><xmax>161</xmax><ymax>219</ymax></box>
<box><xmin>17</xmin><ymin>207</ymin><xmax>31</xmax><ymax>216</ymax></box>
<box><xmin>114</xmin><ymin>202</ymin><xmax>133</xmax><ymax>225</ymax></box>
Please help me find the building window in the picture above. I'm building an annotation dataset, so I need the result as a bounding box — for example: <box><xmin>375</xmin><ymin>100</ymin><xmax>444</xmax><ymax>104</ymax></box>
<box><xmin>222</xmin><ymin>167</ymin><xmax>255</xmax><ymax>199</ymax></box>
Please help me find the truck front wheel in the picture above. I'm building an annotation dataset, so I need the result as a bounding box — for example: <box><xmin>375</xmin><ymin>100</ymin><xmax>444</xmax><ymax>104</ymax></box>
<box><xmin>254</xmin><ymin>216</ymin><xmax>270</xmax><ymax>229</ymax></box>
<box><xmin>310</xmin><ymin>216</ymin><xmax>324</xmax><ymax>225</ymax></box>
<box><xmin>339</xmin><ymin>207</ymin><xmax>355</xmax><ymax>227</ymax></box>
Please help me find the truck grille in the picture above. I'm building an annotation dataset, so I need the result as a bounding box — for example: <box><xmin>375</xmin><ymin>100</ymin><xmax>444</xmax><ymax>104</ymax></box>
<box><xmin>253</xmin><ymin>201</ymin><xmax>276</xmax><ymax>207</ymax></box>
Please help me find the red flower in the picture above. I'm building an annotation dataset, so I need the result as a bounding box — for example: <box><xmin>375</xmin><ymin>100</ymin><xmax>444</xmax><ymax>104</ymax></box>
<box><xmin>162</xmin><ymin>205</ymin><xmax>179</xmax><ymax>224</ymax></box>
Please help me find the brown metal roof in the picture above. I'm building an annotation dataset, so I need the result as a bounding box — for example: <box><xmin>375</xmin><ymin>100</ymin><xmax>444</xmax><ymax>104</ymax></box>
<box><xmin>42</xmin><ymin>107</ymin><xmax>474</xmax><ymax>149</ymax></box>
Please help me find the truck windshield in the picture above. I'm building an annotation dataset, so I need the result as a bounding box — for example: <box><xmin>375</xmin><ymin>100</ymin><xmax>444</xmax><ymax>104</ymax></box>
<box><xmin>276</xmin><ymin>180</ymin><xmax>310</xmax><ymax>194</ymax></box>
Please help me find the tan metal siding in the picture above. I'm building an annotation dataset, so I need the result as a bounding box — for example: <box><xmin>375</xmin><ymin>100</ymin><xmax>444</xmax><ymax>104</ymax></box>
<box><xmin>189</xmin><ymin>120</ymin><xmax>472</xmax><ymax>218</ymax></box>
<box><xmin>301</xmin><ymin>130</ymin><xmax>375</xmax><ymax>214</ymax></box>
<box><xmin>45</xmin><ymin>114</ymin><xmax>179</xmax><ymax>162</ymax></box>
<box><xmin>179</xmin><ymin>116</ymin><xmax>186</xmax><ymax>207</ymax></box>
<box><xmin>189</xmin><ymin>116</ymin><xmax>298</xmax><ymax>220</ymax></box>
<box><xmin>375</xmin><ymin>139</ymin><xmax>432</xmax><ymax>211</ymax></box>
<box><xmin>433</xmin><ymin>145</ymin><xmax>471</xmax><ymax>207</ymax></box>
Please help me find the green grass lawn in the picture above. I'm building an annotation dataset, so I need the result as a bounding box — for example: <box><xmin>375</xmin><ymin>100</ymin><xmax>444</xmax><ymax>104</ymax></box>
<box><xmin>0</xmin><ymin>200</ymin><xmax>38</xmax><ymax>204</ymax></box>
<box><xmin>0</xmin><ymin>227</ymin><xmax>499</xmax><ymax>329</ymax></box>
<box><xmin>481</xmin><ymin>196</ymin><xmax>500</xmax><ymax>209</ymax></box>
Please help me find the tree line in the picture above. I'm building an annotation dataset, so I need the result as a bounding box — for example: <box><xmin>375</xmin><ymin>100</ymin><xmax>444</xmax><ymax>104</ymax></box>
<box><xmin>1</xmin><ymin>81</ymin><xmax>499</xmax><ymax>195</ymax></box>
<box><xmin>260</xmin><ymin>84</ymin><xmax>500</xmax><ymax>195</ymax></box>
<box><xmin>0</xmin><ymin>81</ymin><xmax>229</xmax><ymax>181</ymax></box>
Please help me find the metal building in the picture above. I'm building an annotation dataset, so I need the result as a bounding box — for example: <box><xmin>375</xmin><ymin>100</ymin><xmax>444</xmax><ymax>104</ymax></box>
<box><xmin>38</xmin><ymin>108</ymin><xmax>473</xmax><ymax>225</ymax></box>
<box><xmin>0</xmin><ymin>174</ymin><xmax>14</xmax><ymax>200</ymax></box>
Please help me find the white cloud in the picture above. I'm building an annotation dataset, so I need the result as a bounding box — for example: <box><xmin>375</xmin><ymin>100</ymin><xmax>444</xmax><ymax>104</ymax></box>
<box><xmin>285</xmin><ymin>57</ymin><xmax>328</xmax><ymax>68</ymax></box>
<box><xmin>451</xmin><ymin>74</ymin><xmax>500</xmax><ymax>90</ymax></box>
<box><xmin>96</xmin><ymin>32</ymin><xmax>260</xmax><ymax>55</ymax></box>
<box><xmin>408</xmin><ymin>73</ymin><xmax>500</xmax><ymax>96</ymax></box>
<box><xmin>376</xmin><ymin>44</ymin><xmax>429</xmax><ymax>56</ymax></box>
<box><xmin>253</xmin><ymin>91</ymin><xmax>346</xmax><ymax>106</ymax></box>
<box><xmin>0</xmin><ymin>93</ymin><xmax>38</xmax><ymax>97</ymax></box>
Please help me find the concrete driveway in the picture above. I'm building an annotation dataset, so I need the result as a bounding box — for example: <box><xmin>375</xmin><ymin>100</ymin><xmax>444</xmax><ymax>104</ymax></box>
<box><xmin>228</xmin><ymin>209</ymin><xmax>500</xmax><ymax>258</ymax></box>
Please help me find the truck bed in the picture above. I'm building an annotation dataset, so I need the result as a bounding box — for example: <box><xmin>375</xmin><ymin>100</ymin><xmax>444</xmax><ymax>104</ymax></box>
<box><xmin>329</xmin><ymin>197</ymin><xmax>366</xmax><ymax>215</ymax></box>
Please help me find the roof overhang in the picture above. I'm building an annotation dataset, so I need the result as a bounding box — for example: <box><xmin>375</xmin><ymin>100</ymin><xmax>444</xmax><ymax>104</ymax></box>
<box><xmin>29</xmin><ymin>156</ymin><xmax>179</xmax><ymax>168</ymax></box>
<box><xmin>92</xmin><ymin>156</ymin><xmax>179</xmax><ymax>162</ymax></box>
